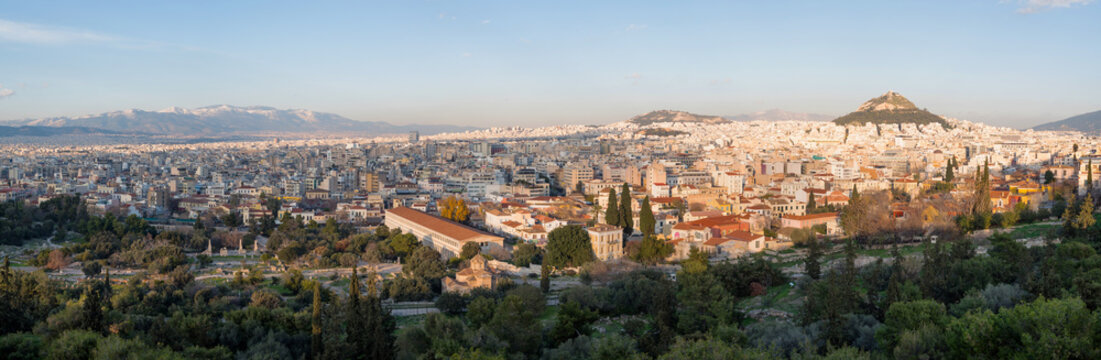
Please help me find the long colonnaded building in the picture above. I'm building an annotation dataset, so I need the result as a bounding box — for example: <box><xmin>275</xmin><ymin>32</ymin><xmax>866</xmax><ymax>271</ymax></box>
<box><xmin>384</xmin><ymin>206</ymin><xmax>505</xmax><ymax>258</ymax></box>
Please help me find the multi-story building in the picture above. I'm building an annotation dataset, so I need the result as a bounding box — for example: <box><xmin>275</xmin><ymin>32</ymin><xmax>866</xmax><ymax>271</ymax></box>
<box><xmin>587</xmin><ymin>224</ymin><xmax>623</xmax><ymax>261</ymax></box>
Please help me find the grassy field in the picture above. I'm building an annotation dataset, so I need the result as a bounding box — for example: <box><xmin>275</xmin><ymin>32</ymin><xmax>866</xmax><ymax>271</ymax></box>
<box><xmin>395</xmin><ymin>314</ymin><xmax>427</xmax><ymax>328</ymax></box>
<box><xmin>1009</xmin><ymin>222</ymin><xmax>1059</xmax><ymax>239</ymax></box>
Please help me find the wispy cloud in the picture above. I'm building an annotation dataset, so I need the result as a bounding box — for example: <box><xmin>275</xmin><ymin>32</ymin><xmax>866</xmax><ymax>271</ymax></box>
<box><xmin>0</xmin><ymin>19</ymin><xmax>116</xmax><ymax>44</ymax></box>
<box><xmin>1015</xmin><ymin>0</ymin><xmax>1094</xmax><ymax>13</ymax></box>
<box><xmin>0</xmin><ymin>85</ymin><xmax>14</xmax><ymax>99</ymax></box>
<box><xmin>481</xmin><ymin>19</ymin><xmax>491</xmax><ymax>25</ymax></box>
<box><xmin>625</xmin><ymin>73</ymin><xmax>642</xmax><ymax>80</ymax></box>
<box><xmin>0</xmin><ymin>18</ymin><xmax>207</xmax><ymax>53</ymax></box>
<box><xmin>624</xmin><ymin>24</ymin><xmax>648</xmax><ymax>32</ymax></box>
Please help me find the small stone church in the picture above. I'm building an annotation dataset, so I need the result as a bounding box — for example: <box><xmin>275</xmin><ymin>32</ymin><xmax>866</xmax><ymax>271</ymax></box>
<box><xmin>443</xmin><ymin>255</ymin><xmax>497</xmax><ymax>293</ymax></box>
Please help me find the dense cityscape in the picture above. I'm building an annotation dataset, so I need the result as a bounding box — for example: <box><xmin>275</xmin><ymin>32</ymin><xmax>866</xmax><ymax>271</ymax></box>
<box><xmin>3</xmin><ymin>1</ymin><xmax>1101</xmax><ymax>359</ymax></box>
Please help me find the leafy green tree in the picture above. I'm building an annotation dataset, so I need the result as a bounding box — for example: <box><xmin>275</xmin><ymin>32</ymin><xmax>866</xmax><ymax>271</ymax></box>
<box><xmin>489</xmin><ymin>295</ymin><xmax>542</xmax><ymax>356</ymax></box>
<box><xmin>639</xmin><ymin>196</ymin><xmax>655</xmax><ymax>237</ymax></box>
<box><xmin>633</xmin><ymin>235</ymin><xmax>673</xmax><ymax>265</ymax></box>
<box><xmin>544</xmin><ymin>225</ymin><xmax>595</xmax><ymax>269</ymax></box>
<box><xmin>946</xmin><ymin>297</ymin><xmax>1097</xmax><ymax>359</ymax></box>
<box><xmin>388</xmin><ymin>233</ymin><xmax>419</xmax><ymax>259</ymax></box>
<box><xmin>1044</xmin><ymin>170</ymin><xmax>1055</xmax><ymax>184</ymax></box>
<box><xmin>550</xmin><ymin>301</ymin><xmax>600</xmax><ymax>345</ymax></box>
<box><xmin>459</xmin><ymin>242</ymin><xmax>481</xmax><ymax>260</ymax></box>
<box><xmin>434</xmin><ymin>292</ymin><xmax>467</xmax><ymax>315</ymax></box>
<box><xmin>466</xmin><ymin>296</ymin><xmax>496</xmax><ymax>326</ymax></box>
<box><xmin>0</xmin><ymin>333</ymin><xmax>44</xmax><ymax>360</ymax></box>
<box><xmin>876</xmin><ymin>300</ymin><xmax>947</xmax><ymax>352</ymax></box>
<box><xmin>511</xmin><ymin>242</ymin><xmax>542</xmax><ymax>267</ymax></box>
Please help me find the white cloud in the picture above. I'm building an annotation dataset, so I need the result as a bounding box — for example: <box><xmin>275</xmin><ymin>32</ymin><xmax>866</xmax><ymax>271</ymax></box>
<box><xmin>461</xmin><ymin>52</ymin><xmax>472</xmax><ymax>57</ymax></box>
<box><xmin>625</xmin><ymin>24</ymin><xmax>648</xmax><ymax>32</ymax></box>
<box><xmin>0</xmin><ymin>19</ymin><xmax>116</xmax><ymax>44</ymax></box>
<box><xmin>1016</xmin><ymin>0</ymin><xmax>1094</xmax><ymax>13</ymax></box>
<box><xmin>0</xmin><ymin>87</ymin><xmax>14</xmax><ymax>99</ymax></box>
<box><xmin>481</xmin><ymin>20</ymin><xmax>491</xmax><ymax>24</ymax></box>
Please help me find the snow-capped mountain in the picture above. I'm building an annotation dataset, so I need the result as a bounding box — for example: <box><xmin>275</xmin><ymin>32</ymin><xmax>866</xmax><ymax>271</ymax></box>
<box><xmin>2</xmin><ymin>105</ymin><xmax>476</xmax><ymax>136</ymax></box>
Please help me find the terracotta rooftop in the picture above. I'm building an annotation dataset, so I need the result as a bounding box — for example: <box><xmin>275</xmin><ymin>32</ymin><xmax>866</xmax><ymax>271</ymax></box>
<box><xmin>386</xmin><ymin>207</ymin><xmax>501</xmax><ymax>242</ymax></box>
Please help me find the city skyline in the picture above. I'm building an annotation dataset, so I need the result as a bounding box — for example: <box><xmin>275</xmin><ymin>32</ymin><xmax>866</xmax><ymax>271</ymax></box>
<box><xmin>2</xmin><ymin>0</ymin><xmax>1100</xmax><ymax>129</ymax></box>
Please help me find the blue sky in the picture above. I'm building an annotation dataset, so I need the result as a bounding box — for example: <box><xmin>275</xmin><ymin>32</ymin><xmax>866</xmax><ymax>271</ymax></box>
<box><xmin>0</xmin><ymin>0</ymin><xmax>1098</xmax><ymax>128</ymax></box>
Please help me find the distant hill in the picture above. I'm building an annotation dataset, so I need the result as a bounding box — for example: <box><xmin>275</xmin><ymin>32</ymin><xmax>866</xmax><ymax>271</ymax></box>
<box><xmin>0</xmin><ymin>125</ymin><xmax>126</xmax><ymax>137</ymax></box>
<box><xmin>1</xmin><ymin>105</ymin><xmax>477</xmax><ymax>137</ymax></box>
<box><xmin>627</xmin><ymin>110</ymin><xmax>729</xmax><ymax>126</ymax></box>
<box><xmin>832</xmin><ymin>91</ymin><xmax>948</xmax><ymax>127</ymax></box>
<box><xmin>1032</xmin><ymin>110</ymin><xmax>1101</xmax><ymax>133</ymax></box>
<box><xmin>725</xmin><ymin>109</ymin><xmax>833</xmax><ymax>122</ymax></box>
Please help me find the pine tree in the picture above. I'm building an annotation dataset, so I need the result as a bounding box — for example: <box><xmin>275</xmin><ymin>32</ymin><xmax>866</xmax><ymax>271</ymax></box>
<box><xmin>311</xmin><ymin>282</ymin><xmax>322</xmax><ymax>359</ymax></box>
<box><xmin>805</xmin><ymin>237</ymin><xmax>821</xmax><ymax>280</ymax></box>
<box><xmin>639</xmin><ymin>196</ymin><xmax>655</xmax><ymax>237</ymax></box>
<box><xmin>605</xmin><ymin>188</ymin><xmax>620</xmax><ymax>227</ymax></box>
<box><xmin>619</xmin><ymin>183</ymin><xmax>634</xmax><ymax>237</ymax></box>
<box><xmin>1063</xmin><ymin>195</ymin><xmax>1078</xmax><ymax>235</ymax></box>
<box><xmin>1075</xmin><ymin>193</ymin><xmax>1095</xmax><ymax>230</ymax></box>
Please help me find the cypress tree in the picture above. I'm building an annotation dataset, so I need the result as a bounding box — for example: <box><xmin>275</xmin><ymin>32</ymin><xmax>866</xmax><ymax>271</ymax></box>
<box><xmin>347</xmin><ymin>267</ymin><xmax>363</xmax><ymax>355</ymax></box>
<box><xmin>363</xmin><ymin>271</ymin><xmax>395</xmax><ymax>360</ymax></box>
<box><xmin>805</xmin><ymin>237</ymin><xmax>821</xmax><ymax>280</ymax></box>
<box><xmin>806</xmin><ymin>191</ymin><xmax>817</xmax><ymax>212</ymax></box>
<box><xmin>311</xmin><ymin>282</ymin><xmax>322</xmax><ymax>359</ymax></box>
<box><xmin>605</xmin><ymin>188</ymin><xmax>620</xmax><ymax>227</ymax></box>
<box><xmin>540</xmin><ymin>264</ymin><xmax>550</xmax><ymax>293</ymax></box>
<box><xmin>1088</xmin><ymin>159</ymin><xmax>1094</xmax><ymax>194</ymax></box>
<box><xmin>849</xmin><ymin>185</ymin><xmax>859</xmax><ymax>205</ymax></box>
<box><xmin>81</xmin><ymin>282</ymin><xmax>103</xmax><ymax>333</ymax></box>
<box><xmin>841</xmin><ymin>240</ymin><xmax>858</xmax><ymax>307</ymax></box>
<box><xmin>620</xmin><ymin>183</ymin><xmax>634</xmax><ymax>237</ymax></box>
<box><xmin>944</xmin><ymin>161</ymin><xmax>954</xmax><ymax>182</ymax></box>
<box><xmin>639</xmin><ymin>196</ymin><xmax>655</xmax><ymax>237</ymax></box>
<box><xmin>885</xmin><ymin>244</ymin><xmax>904</xmax><ymax>307</ymax></box>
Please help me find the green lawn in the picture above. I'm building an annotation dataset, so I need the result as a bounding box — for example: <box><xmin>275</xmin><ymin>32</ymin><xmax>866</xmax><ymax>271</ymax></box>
<box><xmin>538</xmin><ymin>304</ymin><xmax>559</xmax><ymax>327</ymax></box>
<box><xmin>395</xmin><ymin>314</ymin><xmax>427</xmax><ymax>328</ymax></box>
<box><xmin>1009</xmin><ymin>222</ymin><xmax>1059</xmax><ymax>239</ymax></box>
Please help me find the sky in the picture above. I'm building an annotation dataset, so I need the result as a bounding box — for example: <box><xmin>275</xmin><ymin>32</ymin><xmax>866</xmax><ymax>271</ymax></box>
<box><xmin>0</xmin><ymin>0</ymin><xmax>1099</xmax><ymax>129</ymax></box>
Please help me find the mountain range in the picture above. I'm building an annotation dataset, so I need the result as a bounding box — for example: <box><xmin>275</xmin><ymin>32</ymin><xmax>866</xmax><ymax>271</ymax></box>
<box><xmin>832</xmin><ymin>91</ymin><xmax>948</xmax><ymax>127</ymax></box>
<box><xmin>0</xmin><ymin>105</ymin><xmax>477</xmax><ymax>137</ymax></box>
<box><xmin>0</xmin><ymin>125</ymin><xmax>128</xmax><ymax>138</ymax></box>
<box><xmin>1032</xmin><ymin>110</ymin><xmax>1101</xmax><ymax>133</ymax></box>
<box><xmin>626</xmin><ymin>110</ymin><xmax>729</xmax><ymax>126</ymax></box>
